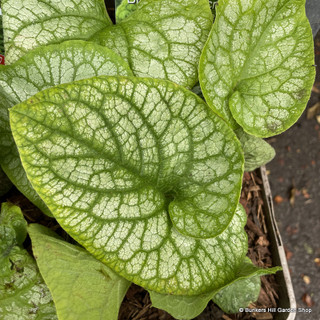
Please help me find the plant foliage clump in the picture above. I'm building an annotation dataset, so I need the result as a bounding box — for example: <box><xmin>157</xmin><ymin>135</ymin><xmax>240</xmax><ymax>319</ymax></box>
<box><xmin>0</xmin><ymin>0</ymin><xmax>314</xmax><ymax>319</ymax></box>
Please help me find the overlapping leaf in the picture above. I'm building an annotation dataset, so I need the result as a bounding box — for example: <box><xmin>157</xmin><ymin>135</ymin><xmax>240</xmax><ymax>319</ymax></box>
<box><xmin>149</xmin><ymin>257</ymin><xmax>280</xmax><ymax>319</ymax></box>
<box><xmin>28</xmin><ymin>224</ymin><xmax>131</xmax><ymax>320</ymax></box>
<box><xmin>116</xmin><ymin>0</ymin><xmax>139</xmax><ymax>23</ymax></box>
<box><xmin>149</xmin><ymin>290</ymin><xmax>214</xmax><ymax>320</ymax></box>
<box><xmin>212</xmin><ymin>258</ymin><xmax>262</xmax><ymax>314</ymax></box>
<box><xmin>0</xmin><ymin>203</ymin><xmax>57</xmax><ymax>319</ymax></box>
<box><xmin>10</xmin><ymin>76</ymin><xmax>245</xmax><ymax>295</ymax></box>
<box><xmin>0</xmin><ymin>40</ymin><xmax>132</xmax><ymax>216</ymax></box>
<box><xmin>212</xmin><ymin>258</ymin><xmax>282</xmax><ymax>314</ymax></box>
<box><xmin>235</xmin><ymin>128</ymin><xmax>275</xmax><ymax>171</ymax></box>
<box><xmin>1</xmin><ymin>0</ymin><xmax>112</xmax><ymax>64</ymax></box>
<box><xmin>199</xmin><ymin>0</ymin><xmax>315</xmax><ymax>137</ymax></box>
<box><xmin>213</xmin><ymin>277</ymin><xmax>261</xmax><ymax>314</ymax></box>
<box><xmin>93</xmin><ymin>0</ymin><xmax>213</xmax><ymax>88</ymax></box>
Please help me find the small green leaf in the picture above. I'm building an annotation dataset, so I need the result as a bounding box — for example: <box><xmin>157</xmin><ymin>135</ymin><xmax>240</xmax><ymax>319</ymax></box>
<box><xmin>149</xmin><ymin>257</ymin><xmax>281</xmax><ymax>319</ymax></box>
<box><xmin>0</xmin><ymin>203</ymin><xmax>57</xmax><ymax>319</ymax></box>
<box><xmin>149</xmin><ymin>290</ymin><xmax>214</xmax><ymax>320</ymax></box>
<box><xmin>1</xmin><ymin>0</ymin><xmax>112</xmax><ymax>64</ymax></box>
<box><xmin>0</xmin><ymin>202</ymin><xmax>27</xmax><ymax>245</ymax></box>
<box><xmin>28</xmin><ymin>224</ymin><xmax>131</xmax><ymax>320</ymax></box>
<box><xmin>212</xmin><ymin>257</ymin><xmax>281</xmax><ymax>313</ymax></box>
<box><xmin>213</xmin><ymin>276</ymin><xmax>261</xmax><ymax>314</ymax></box>
<box><xmin>0</xmin><ymin>40</ymin><xmax>132</xmax><ymax>216</ymax></box>
<box><xmin>10</xmin><ymin>76</ymin><xmax>245</xmax><ymax>295</ymax></box>
<box><xmin>93</xmin><ymin>0</ymin><xmax>213</xmax><ymax>88</ymax></box>
<box><xmin>235</xmin><ymin>128</ymin><xmax>275</xmax><ymax>171</ymax></box>
<box><xmin>199</xmin><ymin>0</ymin><xmax>315</xmax><ymax>137</ymax></box>
<box><xmin>116</xmin><ymin>0</ymin><xmax>139</xmax><ymax>23</ymax></box>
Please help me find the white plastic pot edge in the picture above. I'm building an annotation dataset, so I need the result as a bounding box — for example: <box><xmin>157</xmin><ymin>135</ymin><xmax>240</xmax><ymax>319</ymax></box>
<box><xmin>260</xmin><ymin>166</ymin><xmax>296</xmax><ymax>320</ymax></box>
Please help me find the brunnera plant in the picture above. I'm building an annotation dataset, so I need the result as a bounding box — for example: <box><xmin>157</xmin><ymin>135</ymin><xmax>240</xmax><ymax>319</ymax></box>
<box><xmin>0</xmin><ymin>0</ymin><xmax>315</xmax><ymax>319</ymax></box>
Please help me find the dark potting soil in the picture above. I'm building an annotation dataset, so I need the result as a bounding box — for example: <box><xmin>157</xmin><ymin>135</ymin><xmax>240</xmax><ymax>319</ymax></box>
<box><xmin>0</xmin><ymin>170</ymin><xmax>279</xmax><ymax>320</ymax></box>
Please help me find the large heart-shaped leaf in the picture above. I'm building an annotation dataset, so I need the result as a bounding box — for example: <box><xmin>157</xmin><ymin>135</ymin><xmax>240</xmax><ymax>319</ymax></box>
<box><xmin>0</xmin><ymin>40</ymin><xmax>132</xmax><ymax>216</ymax></box>
<box><xmin>28</xmin><ymin>224</ymin><xmax>131</xmax><ymax>320</ymax></box>
<box><xmin>1</xmin><ymin>0</ymin><xmax>112</xmax><ymax>64</ymax></box>
<box><xmin>199</xmin><ymin>0</ymin><xmax>315</xmax><ymax>137</ymax></box>
<box><xmin>92</xmin><ymin>0</ymin><xmax>213</xmax><ymax>88</ymax></box>
<box><xmin>10</xmin><ymin>76</ymin><xmax>245</xmax><ymax>295</ymax></box>
<box><xmin>0</xmin><ymin>203</ymin><xmax>57</xmax><ymax>319</ymax></box>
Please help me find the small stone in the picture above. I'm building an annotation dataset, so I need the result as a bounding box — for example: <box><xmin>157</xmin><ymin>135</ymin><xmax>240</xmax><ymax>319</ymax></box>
<box><xmin>302</xmin><ymin>275</ymin><xmax>311</xmax><ymax>285</ymax></box>
<box><xmin>274</xmin><ymin>195</ymin><xmax>284</xmax><ymax>204</ymax></box>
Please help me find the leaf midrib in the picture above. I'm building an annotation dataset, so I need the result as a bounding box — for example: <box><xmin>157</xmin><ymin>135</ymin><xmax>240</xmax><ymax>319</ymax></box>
<box><xmin>12</xmin><ymin>96</ymin><xmax>186</xmax><ymax>199</ymax></box>
<box><xmin>234</xmin><ymin>0</ymin><xmax>301</xmax><ymax>86</ymax></box>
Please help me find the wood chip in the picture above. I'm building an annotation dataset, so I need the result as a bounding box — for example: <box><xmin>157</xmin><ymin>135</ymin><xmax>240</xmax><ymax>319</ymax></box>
<box><xmin>132</xmin><ymin>304</ymin><xmax>152</xmax><ymax>320</ymax></box>
<box><xmin>302</xmin><ymin>293</ymin><xmax>314</xmax><ymax>307</ymax></box>
<box><xmin>253</xmin><ymin>312</ymin><xmax>273</xmax><ymax>320</ymax></box>
<box><xmin>302</xmin><ymin>188</ymin><xmax>311</xmax><ymax>199</ymax></box>
<box><xmin>307</xmin><ymin>102</ymin><xmax>320</xmax><ymax>119</ymax></box>
<box><xmin>261</xmin><ymin>277</ymin><xmax>278</xmax><ymax>307</ymax></box>
<box><xmin>289</xmin><ymin>187</ymin><xmax>296</xmax><ymax>207</ymax></box>
<box><xmin>244</xmin><ymin>172</ymin><xmax>251</xmax><ymax>181</ymax></box>
<box><xmin>302</xmin><ymin>275</ymin><xmax>311</xmax><ymax>285</ymax></box>
<box><xmin>258</xmin><ymin>204</ymin><xmax>267</xmax><ymax>234</ymax></box>
<box><xmin>249</xmin><ymin>185</ymin><xmax>261</xmax><ymax>192</ymax></box>
<box><xmin>285</xmin><ymin>247</ymin><xmax>293</xmax><ymax>261</ymax></box>
<box><xmin>312</xmin><ymin>85</ymin><xmax>320</xmax><ymax>93</ymax></box>
<box><xmin>274</xmin><ymin>195</ymin><xmax>284</xmax><ymax>204</ymax></box>
<box><xmin>246</xmin><ymin>217</ymin><xmax>264</xmax><ymax>236</ymax></box>
<box><xmin>257</xmin><ymin>287</ymin><xmax>272</xmax><ymax>306</ymax></box>
<box><xmin>286</xmin><ymin>225</ymin><xmax>299</xmax><ymax>235</ymax></box>
<box><xmin>256</xmin><ymin>236</ymin><xmax>270</xmax><ymax>247</ymax></box>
